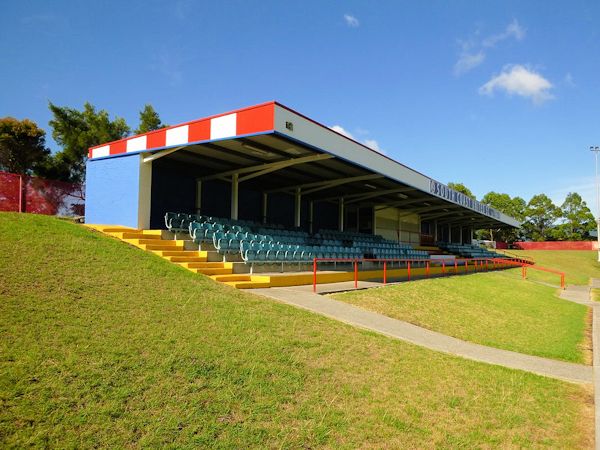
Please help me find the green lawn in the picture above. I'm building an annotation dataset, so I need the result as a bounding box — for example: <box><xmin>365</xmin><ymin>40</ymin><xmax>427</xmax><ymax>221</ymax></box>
<box><xmin>332</xmin><ymin>271</ymin><xmax>590</xmax><ymax>364</ymax></box>
<box><xmin>501</xmin><ymin>250</ymin><xmax>599</xmax><ymax>285</ymax></box>
<box><xmin>0</xmin><ymin>213</ymin><xmax>593</xmax><ymax>448</ymax></box>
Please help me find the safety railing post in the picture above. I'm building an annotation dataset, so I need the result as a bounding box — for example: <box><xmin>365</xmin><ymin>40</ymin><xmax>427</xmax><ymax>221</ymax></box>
<box><xmin>561</xmin><ymin>274</ymin><xmax>565</xmax><ymax>289</ymax></box>
<box><xmin>407</xmin><ymin>261</ymin><xmax>411</xmax><ymax>281</ymax></box>
<box><xmin>383</xmin><ymin>260</ymin><xmax>387</xmax><ymax>285</ymax></box>
<box><xmin>465</xmin><ymin>260</ymin><xmax>468</xmax><ymax>272</ymax></box>
<box><xmin>313</xmin><ymin>258</ymin><xmax>317</xmax><ymax>293</ymax></box>
<box><xmin>454</xmin><ymin>260</ymin><xmax>458</xmax><ymax>274</ymax></box>
<box><xmin>426</xmin><ymin>261</ymin><xmax>430</xmax><ymax>278</ymax></box>
<box><xmin>442</xmin><ymin>261</ymin><xmax>445</xmax><ymax>274</ymax></box>
<box><xmin>354</xmin><ymin>260</ymin><xmax>358</xmax><ymax>288</ymax></box>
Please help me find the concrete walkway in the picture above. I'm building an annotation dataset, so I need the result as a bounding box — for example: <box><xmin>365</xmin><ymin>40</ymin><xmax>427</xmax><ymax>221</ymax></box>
<box><xmin>560</xmin><ymin>284</ymin><xmax>594</xmax><ymax>306</ymax></box>
<box><xmin>252</xmin><ymin>285</ymin><xmax>593</xmax><ymax>384</ymax></box>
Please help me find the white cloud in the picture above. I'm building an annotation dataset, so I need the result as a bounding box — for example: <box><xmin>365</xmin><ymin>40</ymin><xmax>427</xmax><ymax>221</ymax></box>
<box><xmin>564</xmin><ymin>72</ymin><xmax>576</xmax><ymax>87</ymax></box>
<box><xmin>344</xmin><ymin>14</ymin><xmax>359</xmax><ymax>27</ymax></box>
<box><xmin>330</xmin><ymin>125</ymin><xmax>355</xmax><ymax>139</ymax></box>
<box><xmin>479</xmin><ymin>65</ymin><xmax>554</xmax><ymax>104</ymax></box>
<box><xmin>363</xmin><ymin>139</ymin><xmax>385</xmax><ymax>154</ymax></box>
<box><xmin>454</xmin><ymin>51</ymin><xmax>486</xmax><ymax>76</ymax></box>
<box><xmin>454</xmin><ymin>19</ymin><xmax>525</xmax><ymax>76</ymax></box>
<box><xmin>330</xmin><ymin>125</ymin><xmax>386</xmax><ymax>154</ymax></box>
<box><xmin>482</xmin><ymin>19</ymin><xmax>526</xmax><ymax>47</ymax></box>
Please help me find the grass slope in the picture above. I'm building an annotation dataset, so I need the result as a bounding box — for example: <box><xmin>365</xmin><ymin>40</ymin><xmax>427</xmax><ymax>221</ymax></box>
<box><xmin>503</xmin><ymin>250</ymin><xmax>599</xmax><ymax>285</ymax></box>
<box><xmin>0</xmin><ymin>213</ymin><xmax>593</xmax><ymax>448</ymax></box>
<box><xmin>332</xmin><ymin>271</ymin><xmax>589</xmax><ymax>363</ymax></box>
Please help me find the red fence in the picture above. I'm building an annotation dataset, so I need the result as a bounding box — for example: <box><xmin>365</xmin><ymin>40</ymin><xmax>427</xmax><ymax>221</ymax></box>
<box><xmin>312</xmin><ymin>257</ymin><xmax>565</xmax><ymax>293</ymax></box>
<box><xmin>0</xmin><ymin>171</ymin><xmax>84</xmax><ymax>216</ymax></box>
<box><xmin>513</xmin><ymin>241</ymin><xmax>598</xmax><ymax>251</ymax></box>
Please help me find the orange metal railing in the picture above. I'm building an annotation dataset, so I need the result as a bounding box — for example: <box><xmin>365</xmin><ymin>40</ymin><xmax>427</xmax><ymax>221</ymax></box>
<box><xmin>311</xmin><ymin>257</ymin><xmax>565</xmax><ymax>293</ymax></box>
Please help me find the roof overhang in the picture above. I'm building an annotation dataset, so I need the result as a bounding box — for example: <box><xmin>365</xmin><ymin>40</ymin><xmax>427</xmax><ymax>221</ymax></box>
<box><xmin>88</xmin><ymin>101</ymin><xmax>520</xmax><ymax>229</ymax></box>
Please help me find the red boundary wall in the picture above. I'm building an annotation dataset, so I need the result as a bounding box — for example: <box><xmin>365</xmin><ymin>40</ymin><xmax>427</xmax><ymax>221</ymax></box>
<box><xmin>514</xmin><ymin>241</ymin><xmax>598</xmax><ymax>250</ymax></box>
<box><xmin>0</xmin><ymin>171</ymin><xmax>84</xmax><ymax>216</ymax></box>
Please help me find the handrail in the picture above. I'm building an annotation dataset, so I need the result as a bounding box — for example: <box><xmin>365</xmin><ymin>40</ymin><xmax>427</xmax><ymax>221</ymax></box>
<box><xmin>497</xmin><ymin>250</ymin><xmax>535</xmax><ymax>264</ymax></box>
<box><xmin>492</xmin><ymin>258</ymin><xmax>565</xmax><ymax>288</ymax></box>
<box><xmin>311</xmin><ymin>257</ymin><xmax>565</xmax><ymax>293</ymax></box>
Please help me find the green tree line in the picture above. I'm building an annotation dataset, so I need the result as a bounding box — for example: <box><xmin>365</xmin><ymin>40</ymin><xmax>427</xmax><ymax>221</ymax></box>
<box><xmin>448</xmin><ymin>182</ymin><xmax>596</xmax><ymax>242</ymax></box>
<box><xmin>0</xmin><ymin>103</ymin><xmax>165</xmax><ymax>183</ymax></box>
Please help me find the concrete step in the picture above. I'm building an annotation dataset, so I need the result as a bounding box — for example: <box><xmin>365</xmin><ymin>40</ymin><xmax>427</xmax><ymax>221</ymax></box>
<box><xmin>142</xmin><ymin>244</ymin><xmax>185</xmax><ymax>251</ymax></box>
<box><xmin>118</xmin><ymin>232</ymin><xmax>161</xmax><ymax>240</ymax></box>
<box><xmin>211</xmin><ymin>274</ymin><xmax>252</xmax><ymax>282</ymax></box>
<box><xmin>125</xmin><ymin>239</ymin><xmax>186</xmax><ymax>246</ymax></box>
<box><xmin>151</xmin><ymin>250</ymin><xmax>207</xmax><ymax>257</ymax></box>
<box><xmin>179</xmin><ymin>262</ymin><xmax>232</xmax><ymax>269</ymax></box>
<box><xmin>166</xmin><ymin>256</ymin><xmax>208</xmax><ymax>263</ymax></box>
<box><xmin>224</xmin><ymin>281</ymin><xmax>271</xmax><ymax>289</ymax></box>
<box><xmin>195</xmin><ymin>268</ymin><xmax>233</xmax><ymax>275</ymax></box>
<box><xmin>141</xmin><ymin>229</ymin><xmax>164</xmax><ymax>236</ymax></box>
<box><xmin>213</xmin><ymin>274</ymin><xmax>271</xmax><ymax>283</ymax></box>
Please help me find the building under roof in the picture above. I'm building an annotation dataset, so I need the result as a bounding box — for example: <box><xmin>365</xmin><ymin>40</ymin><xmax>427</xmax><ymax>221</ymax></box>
<box><xmin>86</xmin><ymin>101</ymin><xmax>519</xmax><ymax>245</ymax></box>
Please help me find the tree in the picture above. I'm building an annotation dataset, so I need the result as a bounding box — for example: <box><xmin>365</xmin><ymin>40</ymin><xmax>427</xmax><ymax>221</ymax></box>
<box><xmin>0</xmin><ymin>117</ymin><xmax>50</xmax><ymax>174</ymax></box>
<box><xmin>522</xmin><ymin>194</ymin><xmax>560</xmax><ymax>241</ymax></box>
<box><xmin>45</xmin><ymin>102</ymin><xmax>130</xmax><ymax>182</ymax></box>
<box><xmin>479</xmin><ymin>192</ymin><xmax>526</xmax><ymax>243</ymax></box>
<box><xmin>135</xmin><ymin>104</ymin><xmax>166</xmax><ymax>134</ymax></box>
<box><xmin>447</xmin><ymin>182</ymin><xmax>475</xmax><ymax>199</ymax></box>
<box><xmin>552</xmin><ymin>192</ymin><xmax>596</xmax><ymax>240</ymax></box>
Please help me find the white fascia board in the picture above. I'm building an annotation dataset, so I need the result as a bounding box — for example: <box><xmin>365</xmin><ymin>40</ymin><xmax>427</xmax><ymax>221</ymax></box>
<box><xmin>273</xmin><ymin>104</ymin><xmax>520</xmax><ymax>228</ymax></box>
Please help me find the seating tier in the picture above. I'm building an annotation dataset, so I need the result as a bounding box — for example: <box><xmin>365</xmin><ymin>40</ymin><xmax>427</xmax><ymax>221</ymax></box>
<box><xmin>165</xmin><ymin>212</ymin><xmax>429</xmax><ymax>265</ymax></box>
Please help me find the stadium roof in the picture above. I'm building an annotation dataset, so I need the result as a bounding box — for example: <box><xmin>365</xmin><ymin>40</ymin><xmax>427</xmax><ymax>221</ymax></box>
<box><xmin>88</xmin><ymin>101</ymin><xmax>520</xmax><ymax>229</ymax></box>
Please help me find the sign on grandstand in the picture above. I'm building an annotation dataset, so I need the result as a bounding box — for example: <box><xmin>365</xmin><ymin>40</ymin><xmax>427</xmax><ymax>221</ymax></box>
<box><xmin>429</xmin><ymin>180</ymin><xmax>501</xmax><ymax>220</ymax></box>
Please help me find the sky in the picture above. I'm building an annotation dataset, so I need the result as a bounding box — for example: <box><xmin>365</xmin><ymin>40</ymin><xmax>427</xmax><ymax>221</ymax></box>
<box><xmin>2</xmin><ymin>0</ymin><xmax>600</xmax><ymax>214</ymax></box>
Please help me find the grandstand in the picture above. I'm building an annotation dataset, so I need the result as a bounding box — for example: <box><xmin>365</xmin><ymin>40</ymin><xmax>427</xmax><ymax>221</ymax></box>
<box><xmin>85</xmin><ymin>101</ymin><xmax>519</xmax><ymax>288</ymax></box>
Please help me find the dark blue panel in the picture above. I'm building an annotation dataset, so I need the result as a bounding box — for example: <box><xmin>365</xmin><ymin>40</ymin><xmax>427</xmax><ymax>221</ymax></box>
<box><xmin>150</xmin><ymin>158</ymin><xmax>198</xmax><ymax>228</ymax></box>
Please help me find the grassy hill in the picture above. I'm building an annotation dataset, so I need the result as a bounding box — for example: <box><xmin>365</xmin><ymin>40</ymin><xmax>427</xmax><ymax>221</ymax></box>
<box><xmin>332</xmin><ymin>271</ymin><xmax>590</xmax><ymax>363</ymax></box>
<box><xmin>0</xmin><ymin>213</ymin><xmax>593</xmax><ymax>448</ymax></box>
<box><xmin>501</xmin><ymin>249</ymin><xmax>599</xmax><ymax>285</ymax></box>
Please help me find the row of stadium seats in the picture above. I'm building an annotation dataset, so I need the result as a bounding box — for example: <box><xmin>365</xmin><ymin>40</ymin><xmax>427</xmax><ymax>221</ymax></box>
<box><xmin>164</xmin><ymin>212</ymin><xmax>430</xmax><ymax>265</ymax></box>
<box><xmin>372</xmin><ymin>249</ymin><xmax>429</xmax><ymax>259</ymax></box>
<box><xmin>240</xmin><ymin>242</ymin><xmax>362</xmax><ymax>263</ymax></box>
<box><xmin>437</xmin><ymin>242</ymin><xmax>502</xmax><ymax>259</ymax></box>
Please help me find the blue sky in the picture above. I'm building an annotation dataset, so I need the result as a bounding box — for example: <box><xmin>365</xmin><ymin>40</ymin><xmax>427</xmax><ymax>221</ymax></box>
<box><xmin>2</xmin><ymin>0</ymin><xmax>599</xmax><ymax>213</ymax></box>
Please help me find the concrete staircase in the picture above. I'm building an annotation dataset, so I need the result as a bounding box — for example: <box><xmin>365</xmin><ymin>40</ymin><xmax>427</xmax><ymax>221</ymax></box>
<box><xmin>85</xmin><ymin>225</ymin><xmax>272</xmax><ymax>287</ymax></box>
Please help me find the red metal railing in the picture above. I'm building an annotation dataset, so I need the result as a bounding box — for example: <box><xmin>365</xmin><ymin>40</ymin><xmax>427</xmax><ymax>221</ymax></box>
<box><xmin>311</xmin><ymin>257</ymin><xmax>565</xmax><ymax>293</ymax></box>
<box><xmin>491</xmin><ymin>258</ymin><xmax>565</xmax><ymax>289</ymax></box>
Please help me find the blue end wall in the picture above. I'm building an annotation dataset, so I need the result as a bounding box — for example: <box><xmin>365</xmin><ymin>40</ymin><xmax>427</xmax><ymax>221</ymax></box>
<box><xmin>86</xmin><ymin>154</ymin><xmax>141</xmax><ymax>228</ymax></box>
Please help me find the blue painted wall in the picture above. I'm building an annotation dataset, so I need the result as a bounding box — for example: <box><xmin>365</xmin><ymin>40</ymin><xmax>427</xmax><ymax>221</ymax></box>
<box><xmin>86</xmin><ymin>154</ymin><xmax>141</xmax><ymax>228</ymax></box>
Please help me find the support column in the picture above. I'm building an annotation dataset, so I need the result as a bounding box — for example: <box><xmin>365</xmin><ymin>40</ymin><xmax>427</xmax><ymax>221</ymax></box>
<box><xmin>195</xmin><ymin>179</ymin><xmax>202</xmax><ymax>215</ymax></box>
<box><xmin>459</xmin><ymin>226</ymin><xmax>463</xmax><ymax>244</ymax></box>
<box><xmin>231</xmin><ymin>173</ymin><xmax>239</xmax><ymax>220</ymax></box>
<box><xmin>338</xmin><ymin>197</ymin><xmax>345</xmax><ymax>231</ymax></box>
<box><xmin>294</xmin><ymin>187</ymin><xmax>301</xmax><ymax>228</ymax></box>
<box><xmin>138</xmin><ymin>155</ymin><xmax>152</xmax><ymax>229</ymax></box>
<box><xmin>262</xmin><ymin>192</ymin><xmax>268</xmax><ymax>224</ymax></box>
<box><xmin>309</xmin><ymin>200</ymin><xmax>314</xmax><ymax>234</ymax></box>
<box><xmin>470</xmin><ymin>227</ymin><xmax>474</xmax><ymax>244</ymax></box>
<box><xmin>434</xmin><ymin>220</ymin><xmax>438</xmax><ymax>242</ymax></box>
<box><xmin>448</xmin><ymin>224</ymin><xmax>452</xmax><ymax>243</ymax></box>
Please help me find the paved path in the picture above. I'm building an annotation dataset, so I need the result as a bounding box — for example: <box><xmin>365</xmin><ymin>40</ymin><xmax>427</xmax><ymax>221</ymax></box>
<box><xmin>560</xmin><ymin>284</ymin><xmax>594</xmax><ymax>306</ymax></box>
<box><xmin>253</xmin><ymin>286</ymin><xmax>593</xmax><ymax>384</ymax></box>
